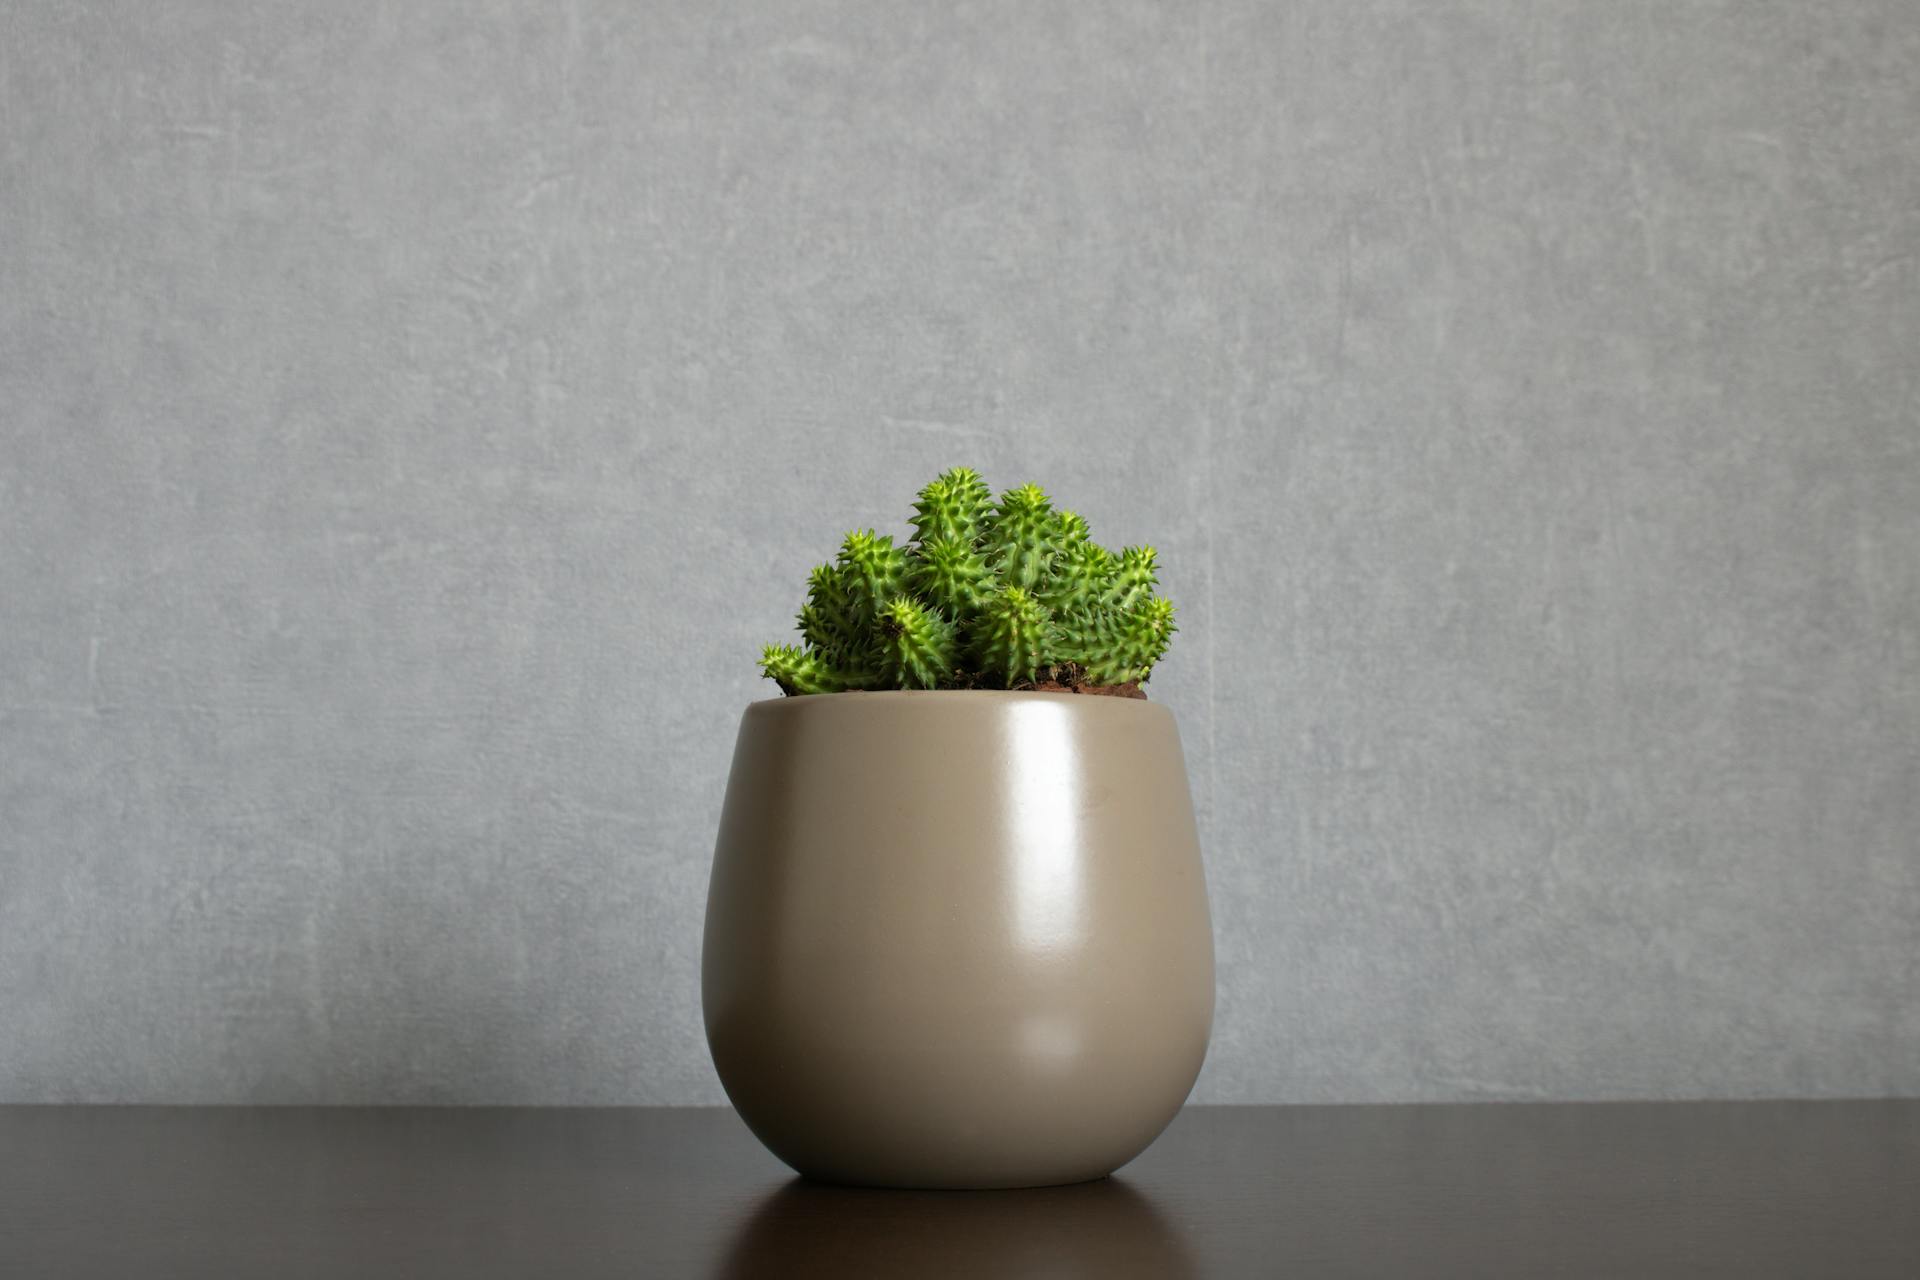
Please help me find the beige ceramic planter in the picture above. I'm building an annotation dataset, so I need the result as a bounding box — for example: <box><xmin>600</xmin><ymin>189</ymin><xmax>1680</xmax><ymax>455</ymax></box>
<box><xmin>702</xmin><ymin>690</ymin><xmax>1213</xmax><ymax>1189</ymax></box>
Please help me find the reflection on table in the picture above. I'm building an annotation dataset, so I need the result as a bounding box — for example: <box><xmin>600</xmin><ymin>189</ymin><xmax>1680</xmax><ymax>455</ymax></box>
<box><xmin>715</xmin><ymin>1174</ymin><xmax>1196</xmax><ymax>1280</ymax></box>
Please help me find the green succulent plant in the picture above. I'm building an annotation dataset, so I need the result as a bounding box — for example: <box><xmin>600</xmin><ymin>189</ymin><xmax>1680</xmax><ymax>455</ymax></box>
<box><xmin>759</xmin><ymin>468</ymin><xmax>1176</xmax><ymax>695</ymax></box>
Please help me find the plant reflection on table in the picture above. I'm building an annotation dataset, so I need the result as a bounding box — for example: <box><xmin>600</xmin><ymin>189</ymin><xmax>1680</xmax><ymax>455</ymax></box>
<box><xmin>715</xmin><ymin>1174</ymin><xmax>1196</xmax><ymax>1279</ymax></box>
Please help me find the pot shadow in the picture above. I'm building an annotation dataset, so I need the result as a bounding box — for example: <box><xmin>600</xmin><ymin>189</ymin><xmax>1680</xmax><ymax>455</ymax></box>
<box><xmin>713</xmin><ymin>1174</ymin><xmax>1197</xmax><ymax>1280</ymax></box>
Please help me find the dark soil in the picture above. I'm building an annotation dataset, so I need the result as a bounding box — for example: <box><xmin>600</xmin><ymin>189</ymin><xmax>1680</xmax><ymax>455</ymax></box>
<box><xmin>1014</xmin><ymin>662</ymin><xmax>1148</xmax><ymax>699</ymax></box>
<box><xmin>1023</xmin><ymin>678</ymin><xmax>1147</xmax><ymax>699</ymax></box>
<box><xmin>791</xmin><ymin>663</ymin><xmax>1148</xmax><ymax>698</ymax></box>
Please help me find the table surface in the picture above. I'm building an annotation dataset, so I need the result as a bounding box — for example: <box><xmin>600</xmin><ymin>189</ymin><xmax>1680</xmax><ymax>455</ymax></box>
<box><xmin>3</xmin><ymin>1102</ymin><xmax>1917</xmax><ymax>1278</ymax></box>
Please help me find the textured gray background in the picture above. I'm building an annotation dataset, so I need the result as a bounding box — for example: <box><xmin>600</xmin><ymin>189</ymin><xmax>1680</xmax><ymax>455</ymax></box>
<box><xmin>4</xmin><ymin>1</ymin><xmax>1918</xmax><ymax>1105</ymax></box>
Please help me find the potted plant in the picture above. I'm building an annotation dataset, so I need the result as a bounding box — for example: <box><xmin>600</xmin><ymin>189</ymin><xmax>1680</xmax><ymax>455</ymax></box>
<box><xmin>703</xmin><ymin>469</ymin><xmax>1213</xmax><ymax>1189</ymax></box>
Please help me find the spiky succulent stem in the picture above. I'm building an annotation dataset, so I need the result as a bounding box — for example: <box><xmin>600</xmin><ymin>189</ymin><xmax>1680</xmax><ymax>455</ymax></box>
<box><xmin>1045</xmin><ymin>536</ymin><xmax>1118</xmax><ymax>613</ymax></box>
<box><xmin>760</xmin><ymin>644</ymin><xmax>876</xmax><ymax>695</ymax></box>
<box><xmin>985</xmin><ymin>483</ymin><xmax>1059</xmax><ymax>591</ymax></box>
<box><xmin>798</xmin><ymin>563</ymin><xmax>865</xmax><ymax>659</ymax></box>
<box><xmin>909</xmin><ymin>467</ymin><xmax>996</xmax><ymax>547</ymax></box>
<box><xmin>876</xmin><ymin>597</ymin><xmax>959</xmax><ymax>689</ymax></box>
<box><xmin>971</xmin><ymin>585</ymin><xmax>1053</xmax><ymax>686</ymax></box>
<box><xmin>1056</xmin><ymin>596</ymin><xmax>1178</xmax><ymax>685</ymax></box>
<box><xmin>837</xmin><ymin>529</ymin><xmax>908</xmax><ymax>627</ymax></box>
<box><xmin>1108</xmin><ymin>545</ymin><xmax>1160</xmax><ymax>613</ymax></box>
<box><xmin>909</xmin><ymin>534</ymin><xmax>996</xmax><ymax>617</ymax></box>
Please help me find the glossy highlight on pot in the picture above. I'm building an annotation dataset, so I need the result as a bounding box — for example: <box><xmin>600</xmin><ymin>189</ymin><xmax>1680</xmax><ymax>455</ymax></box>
<box><xmin>1003</xmin><ymin>697</ymin><xmax>1087</xmax><ymax>954</ymax></box>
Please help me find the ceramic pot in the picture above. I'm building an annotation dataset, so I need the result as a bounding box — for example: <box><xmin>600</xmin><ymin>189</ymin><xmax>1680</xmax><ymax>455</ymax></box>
<box><xmin>702</xmin><ymin>690</ymin><xmax>1213</xmax><ymax>1189</ymax></box>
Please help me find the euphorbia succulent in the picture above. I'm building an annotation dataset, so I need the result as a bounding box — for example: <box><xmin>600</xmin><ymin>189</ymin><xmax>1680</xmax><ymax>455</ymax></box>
<box><xmin>759</xmin><ymin>468</ymin><xmax>1176</xmax><ymax>695</ymax></box>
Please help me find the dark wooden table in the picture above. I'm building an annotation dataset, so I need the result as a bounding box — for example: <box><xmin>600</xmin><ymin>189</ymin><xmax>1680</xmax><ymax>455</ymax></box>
<box><xmin>3</xmin><ymin>1102</ymin><xmax>1916</xmax><ymax>1277</ymax></box>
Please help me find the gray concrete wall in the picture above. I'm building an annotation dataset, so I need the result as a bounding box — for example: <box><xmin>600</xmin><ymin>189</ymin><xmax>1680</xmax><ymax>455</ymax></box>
<box><xmin>3</xmin><ymin>1</ymin><xmax>1917</xmax><ymax>1105</ymax></box>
